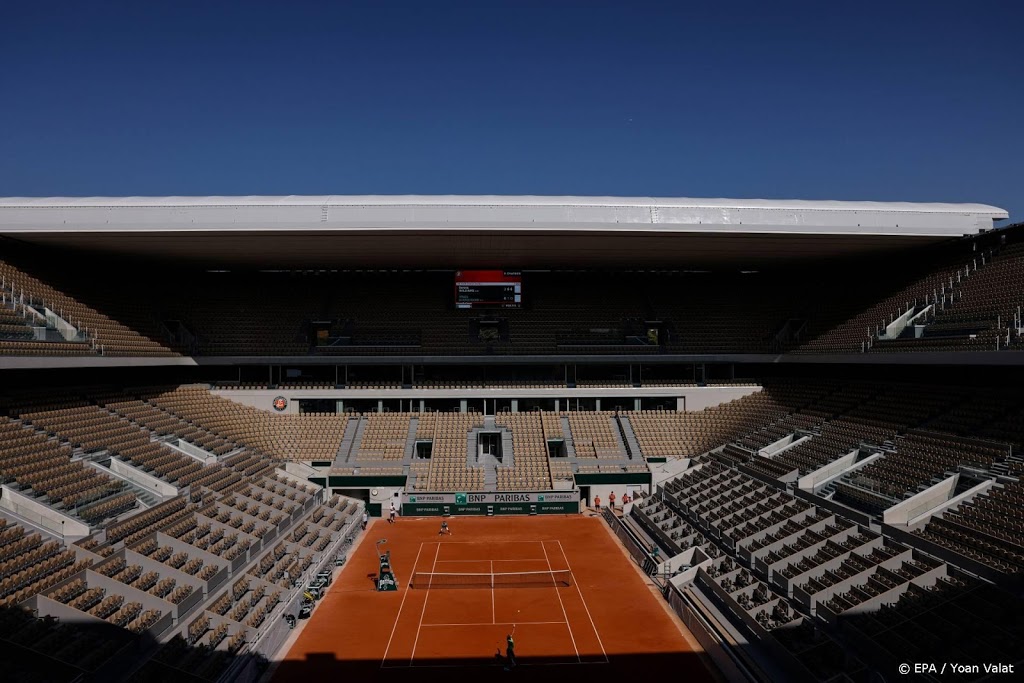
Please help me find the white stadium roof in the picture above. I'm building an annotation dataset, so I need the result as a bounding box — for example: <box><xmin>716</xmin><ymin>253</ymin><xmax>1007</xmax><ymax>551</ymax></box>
<box><xmin>0</xmin><ymin>195</ymin><xmax>1008</xmax><ymax>269</ymax></box>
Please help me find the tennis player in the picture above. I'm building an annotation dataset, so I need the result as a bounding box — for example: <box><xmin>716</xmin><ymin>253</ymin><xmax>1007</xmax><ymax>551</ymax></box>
<box><xmin>505</xmin><ymin>631</ymin><xmax>517</xmax><ymax>670</ymax></box>
<box><xmin>439</xmin><ymin>520</ymin><xmax>452</xmax><ymax>536</ymax></box>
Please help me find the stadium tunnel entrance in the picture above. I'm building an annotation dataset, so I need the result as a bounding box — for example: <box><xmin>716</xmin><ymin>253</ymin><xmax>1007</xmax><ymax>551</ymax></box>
<box><xmin>332</xmin><ymin>487</ymin><xmax>404</xmax><ymax>518</ymax></box>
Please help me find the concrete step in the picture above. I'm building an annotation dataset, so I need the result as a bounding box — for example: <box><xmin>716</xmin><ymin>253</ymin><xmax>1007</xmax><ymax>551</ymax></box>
<box><xmin>607</xmin><ymin>414</ymin><xmax>629</xmax><ymax>458</ymax></box>
<box><xmin>560</xmin><ymin>417</ymin><xmax>578</xmax><ymax>457</ymax></box>
<box><xmin>86</xmin><ymin>459</ymin><xmax>166</xmax><ymax>507</ymax></box>
<box><xmin>334</xmin><ymin>416</ymin><xmax>362</xmax><ymax>465</ymax></box>
<box><xmin>615</xmin><ymin>415</ymin><xmax>641</xmax><ymax>459</ymax></box>
<box><xmin>349</xmin><ymin>416</ymin><xmax>369</xmax><ymax>459</ymax></box>
<box><xmin>404</xmin><ymin>417</ymin><xmax>419</xmax><ymax>461</ymax></box>
<box><xmin>501</xmin><ymin>430</ymin><xmax>514</xmax><ymax>466</ymax></box>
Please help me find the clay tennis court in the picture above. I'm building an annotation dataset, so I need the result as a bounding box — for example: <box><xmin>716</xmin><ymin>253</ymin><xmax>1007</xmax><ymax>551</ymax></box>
<box><xmin>273</xmin><ymin>515</ymin><xmax>717</xmax><ymax>681</ymax></box>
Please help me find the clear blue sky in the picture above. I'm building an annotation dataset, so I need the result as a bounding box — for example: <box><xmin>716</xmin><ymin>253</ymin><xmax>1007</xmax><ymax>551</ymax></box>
<box><xmin>2</xmin><ymin>1</ymin><xmax>1021</xmax><ymax>221</ymax></box>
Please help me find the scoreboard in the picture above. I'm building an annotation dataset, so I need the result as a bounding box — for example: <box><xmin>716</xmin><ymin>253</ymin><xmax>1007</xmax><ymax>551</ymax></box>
<box><xmin>455</xmin><ymin>270</ymin><xmax>522</xmax><ymax>309</ymax></box>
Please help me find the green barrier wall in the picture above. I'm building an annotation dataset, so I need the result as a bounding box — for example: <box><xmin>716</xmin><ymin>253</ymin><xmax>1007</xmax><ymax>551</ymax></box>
<box><xmin>402</xmin><ymin>501</ymin><xmax>579</xmax><ymax>516</ymax></box>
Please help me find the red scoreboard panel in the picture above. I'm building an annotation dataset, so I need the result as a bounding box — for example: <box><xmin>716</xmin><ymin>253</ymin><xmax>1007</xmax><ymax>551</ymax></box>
<box><xmin>455</xmin><ymin>270</ymin><xmax>522</xmax><ymax>309</ymax></box>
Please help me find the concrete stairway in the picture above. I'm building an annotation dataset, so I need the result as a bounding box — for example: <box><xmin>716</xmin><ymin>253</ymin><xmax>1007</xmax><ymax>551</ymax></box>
<box><xmin>334</xmin><ymin>418</ymin><xmax>359</xmax><ymax>464</ymax></box>
<box><xmin>608</xmin><ymin>415</ymin><xmax>629</xmax><ymax>457</ymax></box>
<box><xmin>335</xmin><ymin>416</ymin><xmax>363</xmax><ymax>464</ymax></box>
<box><xmin>404</xmin><ymin>417</ymin><xmax>419</xmax><ymax>461</ymax></box>
<box><xmin>618</xmin><ymin>416</ymin><xmax>643</xmax><ymax>459</ymax></box>
<box><xmin>559</xmin><ymin>417</ymin><xmax>578</xmax><ymax>457</ymax></box>
<box><xmin>86</xmin><ymin>457</ymin><xmax>164</xmax><ymax>507</ymax></box>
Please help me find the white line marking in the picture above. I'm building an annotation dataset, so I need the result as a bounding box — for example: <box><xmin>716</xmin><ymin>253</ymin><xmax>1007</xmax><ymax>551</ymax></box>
<box><xmin>556</xmin><ymin>540</ymin><xmax>609</xmax><ymax>663</ymax></box>
<box><xmin>490</xmin><ymin>559</ymin><xmax>495</xmax><ymax>624</ymax></box>
<box><xmin>542</xmin><ymin>540</ymin><xmax>580</xmax><ymax>663</ymax></box>
<box><xmin>409</xmin><ymin>542</ymin><xmax>442</xmax><ymax>665</ymax></box>
<box><xmin>420</xmin><ymin>621</ymin><xmax>567</xmax><ymax>627</ymax></box>
<box><xmin>381</xmin><ymin>541</ymin><xmax>426</xmax><ymax>667</ymax></box>
<box><xmin>414</xmin><ymin>540</ymin><xmax>541</xmax><ymax>544</ymax></box>
<box><xmin>432</xmin><ymin>558</ymin><xmax>548</xmax><ymax>562</ymax></box>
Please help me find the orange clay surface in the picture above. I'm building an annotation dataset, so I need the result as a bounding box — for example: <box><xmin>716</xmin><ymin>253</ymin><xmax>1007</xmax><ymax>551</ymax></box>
<box><xmin>274</xmin><ymin>515</ymin><xmax>717</xmax><ymax>681</ymax></box>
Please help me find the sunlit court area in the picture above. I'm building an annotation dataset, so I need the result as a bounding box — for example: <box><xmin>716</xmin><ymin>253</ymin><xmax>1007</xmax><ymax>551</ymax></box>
<box><xmin>273</xmin><ymin>516</ymin><xmax>712</xmax><ymax>678</ymax></box>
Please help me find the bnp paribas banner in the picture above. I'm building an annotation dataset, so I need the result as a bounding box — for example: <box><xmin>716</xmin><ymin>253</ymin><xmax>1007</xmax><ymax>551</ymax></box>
<box><xmin>402</xmin><ymin>491</ymin><xmax>578</xmax><ymax>505</ymax></box>
<box><xmin>376</xmin><ymin>569</ymin><xmax>398</xmax><ymax>591</ymax></box>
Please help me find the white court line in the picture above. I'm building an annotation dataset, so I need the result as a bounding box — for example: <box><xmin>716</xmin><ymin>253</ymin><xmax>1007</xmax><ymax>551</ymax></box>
<box><xmin>555</xmin><ymin>540</ymin><xmax>609</xmax><ymax>663</ymax></box>
<box><xmin>432</xmin><ymin>558</ymin><xmax>548</xmax><ymax>562</ymax></box>
<box><xmin>380</xmin><ymin>541</ymin><xmax>426</xmax><ymax>667</ymax></box>
<box><xmin>541</xmin><ymin>540</ymin><xmax>581</xmax><ymax>663</ymax></box>
<box><xmin>490</xmin><ymin>560</ymin><xmax>495</xmax><ymax>624</ymax></box>
<box><xmin>414</xmin><ymin>540</ymin><xmax>541</xmax><ymax>544</ymax></box>
<box><xmin>409</xmin><ymin>542</ymin><xmax>442</xmax><ymax>665</ymax></box>
<box><xmin>420</xmin><ymin>620</ymin><xmax>566</xmax><ymax>627</ymax></box>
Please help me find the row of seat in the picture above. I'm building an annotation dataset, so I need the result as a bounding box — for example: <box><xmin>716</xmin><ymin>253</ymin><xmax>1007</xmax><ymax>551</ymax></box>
<box><xmin>0</xmin><ymin>258</ymin><xmax>176</xmax><ymax>356</ymax></box>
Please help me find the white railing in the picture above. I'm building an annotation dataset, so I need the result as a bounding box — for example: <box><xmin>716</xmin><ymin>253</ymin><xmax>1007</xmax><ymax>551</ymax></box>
<box><xmin>878</xmin><ymin>304</ymin><xmax>922</xmax><ymax>340</ymax></box>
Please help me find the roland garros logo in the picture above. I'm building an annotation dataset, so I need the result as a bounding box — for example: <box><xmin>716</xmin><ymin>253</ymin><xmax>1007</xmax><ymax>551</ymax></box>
<box><xmin>377</xmin><ymin>574</ymin><xmax>396</xmax><ymax>590</ymax></box>
<box><xmin>272</xmin><ymin>396</ymin><xmax>287</xmax><ymax>411</ymax></box>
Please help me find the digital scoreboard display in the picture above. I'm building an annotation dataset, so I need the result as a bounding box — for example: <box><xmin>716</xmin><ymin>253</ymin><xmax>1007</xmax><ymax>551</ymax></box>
<box><xmin>455</xmin><ymin>270</ymin><xmax>522</xmax><ymax>309</ymax></box>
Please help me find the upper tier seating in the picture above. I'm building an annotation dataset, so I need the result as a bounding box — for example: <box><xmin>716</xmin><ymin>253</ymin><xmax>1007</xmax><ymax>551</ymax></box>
<box><xmin>885</xmin><ymin>241</ymin><xmax>1024</xmax><ymax>351</ymax></box>
<box><xmin>0</xmin><ymin>224</ymin><xmax>1020</xmax><ymax>358</ymax></box>
<box><xmin>145</xmin><ymin>385</ymin><xmax>347</xmax><ymax>461</ymax></box>
<box><xmin>0</xmin><ymin>259</ymin><xmax>176</xmax><ymax>357</ymax></box>
<box><xmin>796</xmin><ymin>244</ymin><xmax>978</xmax><ymax>353</ymax></box>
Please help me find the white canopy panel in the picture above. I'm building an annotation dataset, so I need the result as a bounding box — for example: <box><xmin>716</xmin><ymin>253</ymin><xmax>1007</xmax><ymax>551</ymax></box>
<box><xmin>0</xmin><ymin>195</ymin><xmax>1008</xmax><ymax>268</ymax></box>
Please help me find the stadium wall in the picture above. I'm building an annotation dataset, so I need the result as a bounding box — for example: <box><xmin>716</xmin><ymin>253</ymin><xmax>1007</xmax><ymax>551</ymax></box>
<box><xmin>399</xmin><ymin>491</ymin><xmax>580</xmax><ymax>516</ymax></box>
<box><xmin>400</xmin><ymin>500</ymin><xmax>580</xmax><ymax>516</ymax></box>
<box><xmin>214</xmin><ymin>385</ymin><xmax>760</xmax><ymax>413</ymax></box>
<box><xmin>0</xmin><ymin>484</ymin><xmax>91</xmax><ymax>539</ymax></box>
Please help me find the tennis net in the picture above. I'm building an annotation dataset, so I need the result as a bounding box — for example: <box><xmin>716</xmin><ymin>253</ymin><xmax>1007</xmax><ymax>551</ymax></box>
<box><xmin>409</xmin><ymin>569</ymin><xmax>573</xmax><ymax>589</ymax></box>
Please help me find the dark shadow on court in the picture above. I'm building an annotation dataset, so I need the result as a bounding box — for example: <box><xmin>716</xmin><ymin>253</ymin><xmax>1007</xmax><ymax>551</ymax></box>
<box><xmin>272</xmin><ymin>650</ymin><xmax>718</xmax><ymax>682</ymax></box>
